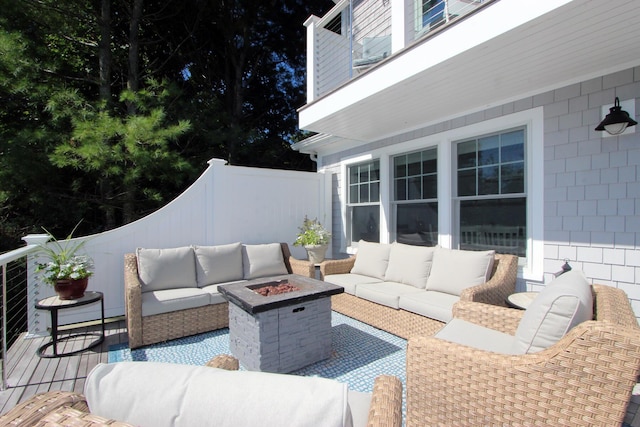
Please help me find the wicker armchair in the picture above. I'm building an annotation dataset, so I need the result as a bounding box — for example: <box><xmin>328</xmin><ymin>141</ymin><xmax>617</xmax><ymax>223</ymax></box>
<box><xmin>323</xmin><ymin>253</ymin><xmax>518</xmax><ymax>339</ymax></box>
<box><xmin>0</xmin><ymin>355</ymin><xmax>239</xmax><ymax>427</ymax></box>
<box><xmin>0</xmin><ymin>354</ymin><xmax>403</xmax><ymax>427</ymax></box>
<box><xmin>125</xmin><ymin>242</ymin><xmax>313</xmax><ymax>348</ymax></box>
<box><xmin>406</xmin><ymin>284</ymin><xmax>640</xmax><ymax>426</ymax></box>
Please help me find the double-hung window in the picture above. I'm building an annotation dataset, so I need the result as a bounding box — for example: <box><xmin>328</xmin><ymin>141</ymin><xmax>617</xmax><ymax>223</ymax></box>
<box><xmin>392</xmin><ymin>148</ymin><xmax>438</xmax><ymax>246</ymax></box>
<box><xmin>455</xmin><ymin>128</ymin><xmax>527</xmax><ymax>257</ymax></box>
<box><xmin>347</xmin><ymin>160</ymin><xmax>380</xmax><ymax>244</ymax></box>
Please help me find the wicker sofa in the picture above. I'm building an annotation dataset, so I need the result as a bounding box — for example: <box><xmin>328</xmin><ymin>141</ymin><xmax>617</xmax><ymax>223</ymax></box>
<box><xmin>405</xmin><ymin>281</ymin><xmax>640</xmax><ymax>426</ymax></box>
<box><xmin>124</xmin><ymin>242</ymin><xmax>313</xmax><ymax>349</ymax></box>
<box><xmin>321</xmin><ymin>241</ymin><xmax>518</xmax><ymax>339</ymax></box>
<box><xmin>0</xmin><ymin>355</ymin><xmax>403</xmax><ymax>427</ymax></box>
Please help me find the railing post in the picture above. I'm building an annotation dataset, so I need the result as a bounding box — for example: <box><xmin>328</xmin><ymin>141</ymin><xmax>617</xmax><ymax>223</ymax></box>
<box><xmin>304</xmin><ymin>15</ymin><xmax>320</xmax><ymax>103</ymax></box>
<box><xmin>2</xmin><ymin>263</ymin><xmax>7</xmax><ymax>390</ymax></box>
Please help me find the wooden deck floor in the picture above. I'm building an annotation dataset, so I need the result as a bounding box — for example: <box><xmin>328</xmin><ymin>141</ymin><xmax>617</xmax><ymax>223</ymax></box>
<box><xmin>0</xmin><ymin>318</ymin><xmax>127</xmax><ymax>416</ymax></box>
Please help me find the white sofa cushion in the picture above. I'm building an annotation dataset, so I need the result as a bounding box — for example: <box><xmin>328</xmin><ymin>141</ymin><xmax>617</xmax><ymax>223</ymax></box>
<box><xmin>384</xmin><ymin>243</ymin><xmax>435</xmax><ymax>289</ymax></box>
<box><xmin>356</xmin><ymin>282</ymin><xmax>424</xmax><ymax>309</ymax></box>
<box><xmin>136</xmin><ymin>246</ymin><xmax>196</xmax><ymax>292</ymax></box>
<box><xmin>242</xmin><ymin>243</ymin><xmax>288</xmax><ymax>279</ymax></box>
<box><xmin>200</xmin><ymin>281</ymin><xmax>246</xmax><ymax>304</ymax></box>
<box><xmin>350</xmin><ymin>240</ymin><xmax>392</xmax><ymax>280</ymax></box>
<box><xmin>141</xmin><ymin>288</ymin><xmax>211</xmax><ymax>317</ymax></box>
<box><xmin>425</xmin><ymin>248</ymin><xmax>495</xmax><ymax>296</ymax></box>
<box><xmin>435</xmin><ymin>319</ymin><xmax>521</xmax><ymax>354</ymax></box>
<box><xmin>85</xmin><ymin>362</ymin><xmax>355</xmax><ymax>427</ymax></box>
<box><xmin>193</xmin><ymin>243</ymin><xmax>243</xmax><ymax>287</ymax></box>
<box><xmin>323</xmin><ymin>273</ymin><xmax>383</xmax><ymax>295</ymax></box>
<box><xmin>398</xmin><ymin>290</ymin><xmax>460</xmax><ymax>323</ymax></box>
<box><xmin>513</xmin><ymin>270</ymin><xmax>593</xmax><ymax>354</ymax></box>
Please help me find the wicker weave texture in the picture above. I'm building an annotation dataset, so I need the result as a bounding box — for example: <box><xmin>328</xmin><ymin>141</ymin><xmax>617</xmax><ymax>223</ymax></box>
<box><xmin>124</xmin><ymin>243</ymin><xmax>313</xmax><ymax>349</ymax></box>
<box><xmin>366</xmin><ymin>375</ymin><xmax>403</xmax><ymax>427</ymax></box>
<box><xmin>0</xmin><ymin>391</ymin><xmax>90</xmax><ymax>427</ymax></box>
<box><xmin>36</xmin><ymin>407</ymin><xmax>133</xmax><ymax>426</ymax></box>
<box><xmin>327</xmin><ymin>253</ymin><xmax>518</xmax><ymax>339</ymax></box>
<box><xmin>406</xmin><ymin>285</ymin><xmax>640</xmax><ymax>427</ymax></box>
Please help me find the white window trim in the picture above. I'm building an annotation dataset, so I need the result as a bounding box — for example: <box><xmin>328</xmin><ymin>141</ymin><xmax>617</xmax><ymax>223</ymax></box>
<box><xmin>338</xmin><ymin>107</ymin><xmax>543</xmax><ymax>281</ymax></box>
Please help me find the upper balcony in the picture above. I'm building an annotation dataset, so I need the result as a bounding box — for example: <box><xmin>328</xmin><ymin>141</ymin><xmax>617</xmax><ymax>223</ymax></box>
<box><xmin>304</xmin><ymin>0</ymin><xmax>488</xmax><ymax>103</ymax></box>
<box><xmin>299</xmin><ymin>0</ymin><xmax>640</xmax><ymax>143</ymax></box>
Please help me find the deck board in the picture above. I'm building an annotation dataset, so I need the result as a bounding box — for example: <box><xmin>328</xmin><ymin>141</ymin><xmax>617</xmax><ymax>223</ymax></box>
<box><xmin>0</xmin><ymin>318</ymin><xmax>127</xmax><ymax>415</ymax></box>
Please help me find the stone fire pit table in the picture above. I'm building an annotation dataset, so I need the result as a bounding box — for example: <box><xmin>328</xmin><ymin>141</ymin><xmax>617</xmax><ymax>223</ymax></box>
<box><xmin>218</xmin><ymin>274</ymin><xmax>343</xmax><ymax>373</ymax></box>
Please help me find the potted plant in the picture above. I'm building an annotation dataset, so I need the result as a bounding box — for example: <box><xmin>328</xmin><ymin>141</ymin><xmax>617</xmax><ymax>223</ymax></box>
<box><xmin>35</xmin><ymin>224</ymin><xmax>94</xmax><ymax>300</ymax></box>
<box><xmin>293</xmin><ymin>216</ymin><xmax>331</xmax><ymax>264</ymax></box>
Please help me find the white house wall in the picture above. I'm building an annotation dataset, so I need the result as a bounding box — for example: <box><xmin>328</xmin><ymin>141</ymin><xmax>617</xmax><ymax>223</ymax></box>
<box><xmin>28</xmin><ymin>159</ymin><xmax>330</xmax><ymax>335</ymax></box>
<box><xmin>317</xmin><ymin>67</ymin><xmax>640</xmax><ymax>319</ymax></box>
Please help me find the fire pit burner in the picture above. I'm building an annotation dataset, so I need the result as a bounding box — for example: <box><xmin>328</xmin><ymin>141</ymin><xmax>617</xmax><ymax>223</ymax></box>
<box><xmin>251</xmin><ymin>281</ymin><xmax>301</xmax><ymax>296</ymax></box>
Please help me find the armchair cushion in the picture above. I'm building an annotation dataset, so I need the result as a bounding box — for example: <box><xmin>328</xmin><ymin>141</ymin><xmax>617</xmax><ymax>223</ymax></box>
<box><xmin>193</xmin><ymin>243</ymin><xmax>243</xmax><ymax>287</ymax></box>
<box><xmin>434</xmin><ymin>318</ymin><xmax>520</xmax><ymax>354</ymax></box>
<box><xmin>426</xmin><ymin>248</ymin><xmax>495</xmax><ymax>296</ymax></box>
<box><xmin>242</xmin><ymin>243</ymin><xmax>288</xmax><ymax>279</ymax></box>
<box><xmin>136</xmin><ymin>246</ymin><xmax>196</xmax><ymax>292</ymax></box>
<box><xmin>85</xmin><ymin>362</ymin><xmax>353</xmax><ymax>427</ymax></box>
<box><xmin>350</xmin><ymin>240</ymin><xmax>392</xmax><ymax>280</ymax></box>
<box><xmin>384</xmin><ymin>243</ymin><xmax>434</xmax><ymax>289</ymax></box>
<box><xmin>513</xmin><ymin>270</ymin><xmax>593</xmax><ymax>353</ymax></box>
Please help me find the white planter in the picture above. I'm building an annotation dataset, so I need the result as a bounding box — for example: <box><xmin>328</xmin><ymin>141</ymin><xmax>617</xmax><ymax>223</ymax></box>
<box><xmin>305</xmin><ymin>244</ymin><xmax>328</xmax><ymax>264</ymax></box>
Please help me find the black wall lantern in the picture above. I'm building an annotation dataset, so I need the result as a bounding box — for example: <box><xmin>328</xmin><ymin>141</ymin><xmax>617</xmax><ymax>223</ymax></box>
<box><xmin>595</xmin><ymin>97</ymin><xmax>637</xmax><ymax>135</ymax></box>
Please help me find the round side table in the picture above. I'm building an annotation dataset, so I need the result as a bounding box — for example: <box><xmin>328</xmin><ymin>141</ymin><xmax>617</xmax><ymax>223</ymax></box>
<box><xmin>35</xmin><ymin>291</ymin><xmax>105</xmax><ymax>358</ymax></box>
<box><xmin>506</xmin><ymin>291</ymin><xmax>538</xmax><ymax>310</ymax></box>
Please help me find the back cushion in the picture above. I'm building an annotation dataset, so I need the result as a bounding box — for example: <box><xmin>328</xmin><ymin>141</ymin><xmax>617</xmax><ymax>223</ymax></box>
<box><xmin>136</xmin><ymin>246</ymin><xmax>196</xmax><ymax>292</ymax></box>
<box><xmin>513</xmin><ymin>270</ymin><xmax>593</xmax><ymax>354</ymax></box>
<box><xmin>384</xmin><ymin>242</ymin><xmax>435</xmax><ymax>289</ymax></box>
<box><xmin>242</xmin><ymin>243</ymin><xmax>288</xmax><ymax>279</ymax></box>
<box><xmin>426</xmin><ymin>248</ymin><xmax>495</xmax><ymax>296</ymax></box>
<box><xmin>350</xmin><ymin>240</ymin><xmax>392</xmax><ymax>280</ymax></box>
<box><xmin>193</xmin><ymin>243</ymin><xmax>243</xmax><ymax>287</ymax></box>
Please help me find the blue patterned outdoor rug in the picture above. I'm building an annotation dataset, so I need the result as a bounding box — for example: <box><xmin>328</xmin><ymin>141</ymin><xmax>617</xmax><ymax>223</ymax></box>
<box><xmin>109</xmin><ymin>311</ymin><xmax>406</xmax><ymax>395</ymax></box>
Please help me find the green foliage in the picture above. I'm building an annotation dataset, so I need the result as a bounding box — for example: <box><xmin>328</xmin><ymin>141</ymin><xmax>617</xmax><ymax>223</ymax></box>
<box><xmin>293</xmin><ymin>216</ymin><xmax>331</xmax><ymax>246</ymax></box>
<box><xmin>34</xmin><ymin>223</ymin><xmax>94</xmax><ymax>285</ymax></box>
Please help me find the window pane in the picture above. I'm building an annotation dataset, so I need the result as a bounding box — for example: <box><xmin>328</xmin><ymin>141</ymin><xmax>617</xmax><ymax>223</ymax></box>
<box><xmin>423</xmin><ymin>150</ymin><xmax>437</xmax><ymax>174</ymax></box>
<box><xmin>371</xmin><ymin>161</ymin><xmax>380</xmax><ymax>180</ymax></box>
<box><xmin>459</xmin><ymin>198</ymin><xmax>526</xmax><ymax>256</ymax></box>
<box><xmin>370</xmin><ymin>182</ymin><xmax>380</xmax><ymax>202</ymax></box>
<box><xmin>395</xmin><ymin>178</ymin><xmax>407</xmax><ymax>200</ymax></box>
<box><xmin>501</xmin><ymin>130</ymin><xmax>525</xmax><ymax>162</ymax></box>
<box><xmin>350</xmin><ymin>166</ymin><xmax>359</xmax><ymax>184</ymax></box>
<box><xmin>501</xmin><ymin>162</ymin><xmax>525</xmax><ymax>194</ymax></box>
<box><xmin>349</xmin><ymin>185</ymin><xmax>359</xmax><ymax>203</ymax></box>
<box><xmin>478</xmin><ymin>166</ymin><xmax>499</xmax><ymax>195</ymax></box>
<box><xmin>359</xmin><ymin>166</ymin><xmax>369</xmax><ymax>183</ymax></box>
<box><xmin>395</xmin><ymin>156</ymin><xmax>407</xmax><ymax>178</ymax></box>
<box><xmin>359</xmin><ymin>184</ymin><xmax>369</xmax><ymax>202</ymax></box>
<box><xmin>408</xmin><ymin>177</ymin><xmax>421</xmax><ymax>200</ymax></box>
<box><xmin>423</xmin><ymin>175</ymin><xmax>437</xmax><ymax>199</ymax></box>
<box><xmin>352</xmin><ymin>206</ymin><xmax>380</xmax><ymax>243</ymax></box>
<box><xmin>457</xmin><ymin>169</ymin><xmax>475</xmax><ymax>196</ymax></box>
<box><xmin>457</xmin><ymin>140</ymin><xmax>476</xmax><ymax>169</ymax></box>
<box><xmin>395</xmin><ymin>203</ymin><xmax>438</xmax><ymax>246</ymax></box>
<box><xmin>478</xmin><ymin>135</ymin><xmax>499</xmax><ymax>166</ymax></box>
<box><xmin>407</xmin><ymin>152</ymin><xmax>422</xmax><ymax>176</ymax></box>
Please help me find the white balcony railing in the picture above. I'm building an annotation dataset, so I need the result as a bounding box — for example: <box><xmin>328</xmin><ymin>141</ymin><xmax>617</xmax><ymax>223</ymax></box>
<box><xmin>305</xmin><ymin>0</ymin><xmax>489</xmax><ymax>102</ymax></box>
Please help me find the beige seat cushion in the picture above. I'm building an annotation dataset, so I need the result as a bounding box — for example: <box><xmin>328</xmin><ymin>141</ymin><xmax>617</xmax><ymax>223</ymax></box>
<box><xmin>141</xmin><ymin>288</ymin><xmax>211</xmax><ymax>317</ymax></box>
<box><xmin>85</xmin><ymin>362</ymin><xmax>356</xmax><ymax>427</ymax></box>
<box><xmin>350</xmin><ymin>240</ymin><xmax>392</xmax><ymax>280</ymax></box>
<box><xmin>193</xmin><ymin>243</ymin><xmax>243</xmax><ymax>287</ymax></box>
<box><xmin>242</xmin><ymin>243</ymin><xmax>288</xmax><ymax>279</ymax></box>
<box><xmin>426</xmin><ymin>248</ymin><xmax>495</xmax><ymax>296</ymax></box>
<box><xmin>356</xmin><ymin>282</ymin><xmax>424</xmax><ymax>309</ymax></box>
<box><xmin>384</xmin><ymin>243</ymin><xmax>435</xmax><ymax>289</ymax></box>
<box><xmin>200</xmin><ymin>281</ymin><xmax>246</xmax><ymax>304</ymax></box>
<box><xmin>513</xmin><ymin>270</ymin><xmax>593</xmax><ymax>354</ymax></box>
<box><xmin>435</xmin><ymin>318</ymin><xmax>521</xmax><ymax>354</ymax></box>
<box><xmin>398</xmin><ymin>290</ymin><xmax>460</xmax><ymax>323</ymax></box>
<box><xmin>136</xmin><ymin>246</ymin><xmax>196</xmax><ymax>292</ymax></box>
<box><xmin>323</xmin><ymin>274</ymin><xmax>383</xmax><ymax>295</ymax></box>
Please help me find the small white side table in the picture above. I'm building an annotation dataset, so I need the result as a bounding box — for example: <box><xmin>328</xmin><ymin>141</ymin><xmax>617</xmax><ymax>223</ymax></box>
<box><xmin>506</xmin><ymin>292</ymin><xmax>538</xmax><ymax>310</ymax></box>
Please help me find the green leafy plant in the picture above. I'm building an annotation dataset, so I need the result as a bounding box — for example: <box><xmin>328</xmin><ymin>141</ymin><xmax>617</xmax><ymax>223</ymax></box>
<box><xmin>293</xmin><ymin>216</ymin><xmax>331</xmax><ymax>247</ymax></box>
<box><xmin>35</xmin><ymin>223</ymin><xmax>94</xmax><ymax>285</ymax></box>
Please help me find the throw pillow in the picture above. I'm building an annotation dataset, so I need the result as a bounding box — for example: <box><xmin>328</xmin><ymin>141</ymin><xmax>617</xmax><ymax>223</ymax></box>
<box><xmin>350</xmin><ymin>240</ymin><xmax>392</xmax><ymax>280</ymax></box>
<box><xmin>136</xmin><ymin>246</ymin><xmax>196</xmax><ymax>292</ymax></box>
<box><xmin>384</xmin><ymin>242</ymin><xmax>435</xmax><ymax>288</ymax></box>
<box><xmin>425</xmin><ymin>247</ymin><xmax>495</xmax><ymax>296</ymax></box>
<box><xmin>242</xmin><ymin>243</ymin><xmax>288</xmax><ymax>279</ymax></box>
<box><xmin>193</xmin><ymin>243</ymin><xmax>243</xmax><ymax>286</ymax></box>
<box><xmin>513</xmin><ymin>270</ymin><xmax>593</xmax><ymax>353</ymax></box>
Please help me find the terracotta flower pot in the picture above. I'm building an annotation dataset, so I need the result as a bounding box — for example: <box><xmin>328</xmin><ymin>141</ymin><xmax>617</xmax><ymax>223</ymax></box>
<box><xmin>54</xmin><ymin>277</ymin><xmax>89</xmax><ymax>300</ymax></box>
